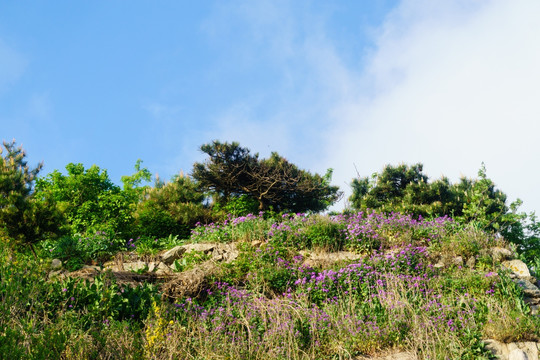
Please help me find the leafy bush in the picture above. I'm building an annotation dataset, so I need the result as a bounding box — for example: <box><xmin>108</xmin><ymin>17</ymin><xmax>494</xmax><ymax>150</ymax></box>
<box><xmin>172</xmin><ymin>250</ymin><xmax>210</xmax><ymax>272</ymax></box>
<box><xmin>35</xmin><ymin>163</ymin><xmax>137</xmax><ymax>236</ymax></box>
<box><xmin>134</xmin><ymin>174</ymin><xmax>209</xmax><ymax>239</ymax></box>
<box><xmin>47</xmin><ymin>273</ymin><xmax>158</xmax><ymax>328</ymax></box>
<box><xmin>42</xmin><ymin>230</ymin><xmax>127</xmax><ymax>269</ymax></box>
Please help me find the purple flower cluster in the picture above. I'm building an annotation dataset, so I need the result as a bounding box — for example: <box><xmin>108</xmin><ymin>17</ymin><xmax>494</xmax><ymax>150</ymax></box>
<box><xmin>339</xmin><ymin>211</ymin><xmax>452</xmax><ymax>251</ymax></box>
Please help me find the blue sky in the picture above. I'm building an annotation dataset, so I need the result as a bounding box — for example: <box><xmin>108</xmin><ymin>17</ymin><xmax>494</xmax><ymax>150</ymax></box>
<box><xmin>2</xmin><ymin>0</ymin><xmax>540</xmax><ymax>214</ymax></box>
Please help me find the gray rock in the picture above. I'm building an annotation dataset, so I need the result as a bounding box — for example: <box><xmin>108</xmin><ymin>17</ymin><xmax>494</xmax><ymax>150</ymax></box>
<box><xmin>155</xmin><ymin>262</ymin><xmax>173</xmax><ymax>275</ymax></box>
<box><xmin>182</xmin><ymin>243</ymin><xmax>216</xmax><ymax>254</ymax></box>
<box><xmin>123</xmin><ymin>261</ymin><xmax>148</xmax><ymax>272</ymax></box>
<box><xmin>508</xmin><ymin>342</ymin><xmax>538</xmax><ymax>360</ymax></box>
<box><xmin>502</xmin><ymin>260</ymin><xmax>531</xmax><ymax>277</ymax></box>
<box><xmin>452</xmin><ymin>256</ymin><xmax>464</xmax><ymax>266</ymax></box>
<box><xmin>51</xmin><ymin>258</ymin><xmax>62</xmax><ymax>270</ymax></box>
<box><xmin>161</xmin><ymin>246</ymin><xmax>186</xmax><ymax>264</ymax></box>
<box><xmin>515</xmin><ymin>279</ymin><xmax>540</xmax><ymax>298</ymax></box>
<box><xmin>434</xmin><ymin>261</ymin><xmax>445</xmax><ymax>269</ymax></box>
<box><xmin>466</xmin><ymin>256</ymin><xmax>476</xmax><ymax>268</ymax></box>
<box><xmin>491</xmin><ymin>247</ymin><xmax>514</xmax><ymax>262</ymax></box>
<box><xmin>508</xmin><ymin>349</ymin><xmax>528</xmax><ymax>360</ymax></box>
<box><xmin>484</xmin><ymin>339</ymin><xmax>509</xmax><ymax>360</ymax></box>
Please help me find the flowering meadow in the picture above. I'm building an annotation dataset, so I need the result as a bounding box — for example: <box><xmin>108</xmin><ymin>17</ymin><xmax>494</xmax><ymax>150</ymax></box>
<box><xmin>1</xmin><ymin>211</ymin><xmax>539</xmax><ymax>359</ymax></box>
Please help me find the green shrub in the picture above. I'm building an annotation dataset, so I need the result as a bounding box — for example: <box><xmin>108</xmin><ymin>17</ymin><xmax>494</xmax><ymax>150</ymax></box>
<box><xmin>42</xmin><ymin>231</ymin><xmax>126</xmax><ymax>268</ymax></box>
<box><xmin>134</xmin><ymin>174</ymin><xmax>209</xmax><ymax>239</ymax></box>
<box><xmin>35</xmin><ymin>163</ymin><xmax>136</xmax><ymax>237</ymax></box>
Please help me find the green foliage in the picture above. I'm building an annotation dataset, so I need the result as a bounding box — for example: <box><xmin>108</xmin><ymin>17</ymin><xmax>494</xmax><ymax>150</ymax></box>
<box><xmin>212</xmin><ymin>194</ymin><xmax>259</xmax><ymax>218</ymax></box>
<box><xmin>193</xmin><ymin>140</ymin><xmax>342</xmax><ymax>213</ymax></box>
<box><xmin>455</xmin><ymin>163</ymin><xmax>510</xmax><ymax>231</ymax></box>
<box><xmin>35</xmin><ymin>163</ymin><xmax>136</xmax><ymax>236</ymax></box>
<box><xmin>349</xmin><ymin>163</ymin><xmax>540</xmax><ymax>267</ymax></box>
<box><xmin>172</xmin><ymin>250</ymin><xmax>210</xmax><ymax>272</ymax></box>
<box><xmin>350</xmin><ymin>163</ymin><xmax>461</xmax><ymax>217</ymax></box>
<box><xmin>42</xmin><ymin>231</ymin><xmax>126</xmax><ymax>269</ymax></box>
<box><xmin>0</xmin><ymin>140</ymin><xmax>61</xmax><ymax>253</ymax></box>
<box><xmin>130</xmin><ymin>234</ymin><xmax>183</xmax><ymax>256</ymax></box>
<box><xmin>218</xmin><ymin>243</ymin><xmax>301</xmax><ymax>295</ymax></box>
<box><xmin>134</xmin><ymin>174</ymin><xmax>209</xmax><ymax>239</ymax></box>
<box><xmin>47</xmin><ymin>273</ymin><xmax>158</xmax><ymax>328</ymax></box>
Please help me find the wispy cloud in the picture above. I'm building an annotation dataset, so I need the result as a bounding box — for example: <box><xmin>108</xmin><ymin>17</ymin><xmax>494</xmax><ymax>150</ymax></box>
<box><xmin>202</xmin><ymin>0</ymin><xmax>540</xmax><ymax>213</ymax></box>
<box><xmin>325</xmin><ymin>0</ymin><xmax>540</xmax><ymax>212</ymax></box>
<box><xmin>202</xmin><ymin>0</ymin><xmax>356</xmax><ymax>165</ymax></box>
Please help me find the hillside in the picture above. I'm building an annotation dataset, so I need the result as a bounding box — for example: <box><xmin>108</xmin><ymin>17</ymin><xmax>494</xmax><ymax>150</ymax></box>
<box><xmin>2</xmin><ymin>211</ymin><xmax>540</xmax><ymax>359</ymax></box>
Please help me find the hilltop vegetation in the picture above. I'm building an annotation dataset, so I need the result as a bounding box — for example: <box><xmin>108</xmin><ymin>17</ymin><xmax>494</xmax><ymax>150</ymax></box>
<box><xmin>1</xmin><ymin>139</ymin><xmax>540</xmax><ymax>359</ymax></box>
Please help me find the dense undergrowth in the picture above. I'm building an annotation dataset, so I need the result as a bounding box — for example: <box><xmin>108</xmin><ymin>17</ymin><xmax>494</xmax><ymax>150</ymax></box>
<box><xmin>1</xmin><ymin>211</ymin><xmax>540</xmax><ymax>359</ymax></box>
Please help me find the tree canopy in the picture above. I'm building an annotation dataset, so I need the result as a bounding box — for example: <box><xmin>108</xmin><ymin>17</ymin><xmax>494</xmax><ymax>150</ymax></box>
<box><xmin>349</xmin><ymin>162</ymin><xmax>520</xmax><ymax>237</ymax></box>
<box><xmin>35</xmin><ymin>163</ymin><xmax>136</xmax><ymax>235</ymax></box>
<box><xmin>193</xmin><ymin>141</ymin><xmax>342</xmax><ymax>213</ymax></box>
<box><xmin>0</xmin><ymin>140</ymin><xmax>60</xmax><ymax>253</ymax></box>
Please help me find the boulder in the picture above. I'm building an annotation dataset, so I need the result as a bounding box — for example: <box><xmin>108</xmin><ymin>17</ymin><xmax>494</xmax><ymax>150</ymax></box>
<box><xmin>491</xmin><ymin>247</ymin><xmax>514</xmax><ymax>262</ymax></box>
<box><xmin>182</xmin><ymin>243</ymin><xmax>216</xmax><ymax>254</ymax></box>
<box><xmin>484</xmin><ymin>339</ymin><xmax>509</xmax><ymax>360</ymax></box>
<box><xmin>508</xmin><ymin>349</ymin><xmax>528</xmax><ymax>360</ymax></box>
<box><xmin>51</xmin><ymin>258</ymin><xmax>62</xmax><ymax>271</ymax></box>
<box><xmin>155</xmin><ymin>262</ymin><xmax>173</xmax><ymax>275</ymax></box>
<box><xmin>161</xmin><ymin>246</ymin><xmax>186</xmax><ymax>265</ymax></box>
<box><xmin>123</xmin><ymin>261</ymin><xmax>147</xmax><ymax>272</ymax></box>
<box><xmin>452</xmin><ymin>256</ymin><xmax>464</xmax><ymax>267</ymax></box>
<box><xmin>148</xmin><ymin>261</ymin><xmax>157</xmax><ymax>273</ymax></box>
<box><xmin>502</xmin><ymin>260</ymin><xmax>531</xmax><ymax>277</ymax></box>
<box><xmin>515</xmin><ymin>279</ymin><xmax>540</xmax><ymax>298</ymax></box>
<box><xmin>508</xmin><ymin>342</ymin><xmax>538</xmax><ymax>359</ymax></box>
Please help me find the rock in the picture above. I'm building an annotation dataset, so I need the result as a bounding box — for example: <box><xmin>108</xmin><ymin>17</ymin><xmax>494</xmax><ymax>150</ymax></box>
<box><xmin>182</xmin><ymin>243</ymin><xmax>216</xmax><ymax>254</ymax></box>
<box><xmin>484</xmin><ymin>339</ymin><xmax>509</xmax><ymax>360</ymax></box>
<box><xmin>81</xmin><ymin>265</ymin><xmax>101</xmax><ymax>271</ymax></box>
<box><xmin>502</xmin><ymin>260</ymin><xmax>531</xmax><ymax>277</ymax></box>
<box><xmin>215</xmin><ymin>243</ymin><xmax>239</xmax><ymax>263</ymax></box>
<box><xmin>103</xmin><ymin>260</ymin><xmax>115</xmax><ymax>268</ymax></box>
<box><xmin>383</xmin><ymin>352</ymin><xmax>416</xmax><ymax>360</ymax></box>
<box><xmin>225</xmin><ymin>249</ymin><xmax>239</xmax><ymax>263</ymax></box>
<box><xmin>148</xmin><ymin>262</ymin><xmax>157</xmax><ymax>272</ymax></box>
<box><xmin>434</xmin><ymin>261</ymin><xmax>445</xmax><ymax>269</ymax></box>
<box><xmin>491</xmin><ymin>247</ymin><xmax>514</xmax><ymax>262</ymax></box>
<box><xmin>51</xmin><ymin>258</ymin><xmax>62</xmax><ymax>270</ymax></box>
<box><xmin>161</xmin><ymin>246</ymin><xmax>186</xmax><ymax>265</ymax></box>
<box><xmin>466</xmin><ymin>256</ymin><xmax>476</xmax><ymax>268</ymax></box>
<box><xmin>123</xmin><ymin>261</ymin><xmax>148</xmax><ymax>272</ymax></box>
<box><xmin>155</xmin><ymin>262</ymin><xmax>173</xmax><ymax>275</ymax></box>
<box><xmin>508</xmin><ymin>349</ymin><xmax>528</xmax><ymax>360</ymax></box>
<box><xmin>508</xmin><ymin>342</ymin><xmax>538</xmax><ymax>360</ymax></box>
<box><xmin>251</xmin><ymin>240</ymin><xmax>263</xmax><ymax>248</ymax></box>
<box><xmin>452</xmin><ymin>256</ymin><xmax>464</xmax><ymax>267</ymax></box>
<box><xmin>515</xmin><ymin>279</ymin><xmax>540</xmax><ymax>298</ymax></box>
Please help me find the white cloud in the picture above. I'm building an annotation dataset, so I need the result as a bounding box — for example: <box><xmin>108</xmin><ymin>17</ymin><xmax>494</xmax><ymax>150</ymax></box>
<box><xmin>203</xmin><ymin>0</ymin><xmax>540</xmax><ymax>214</ymax></box>
<box><xmin>325</xmin><ymin>0</ymin><xmax>540</xmax><ymax>214</ymax></box>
